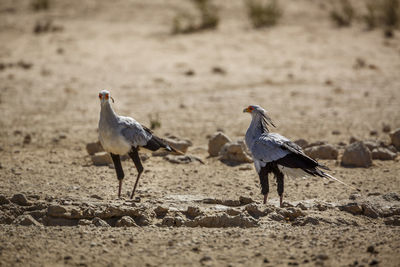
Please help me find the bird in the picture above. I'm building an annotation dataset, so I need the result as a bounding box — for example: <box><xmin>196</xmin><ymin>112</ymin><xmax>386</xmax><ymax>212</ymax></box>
<box><xmin>243</xmin><ymin>105</ymin><xmax>357</xmax><ymax>207</ymax></box>
<box><xmin>98</xmin><ymin>90</ymin><xmax>181</xmax><ymax>199</ymax></box>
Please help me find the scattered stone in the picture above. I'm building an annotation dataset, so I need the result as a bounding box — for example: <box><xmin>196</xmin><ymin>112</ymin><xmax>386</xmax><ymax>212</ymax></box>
<box><xmin>164</xmin><ymin>136</ymin><xmax>192</xmax><ymax>153</ymax></box>
<box><xmin>367</xmin><ymin>245</ymin><xmax>377</xmax><ymax>254</ymax></box>
<box><xmin>304</xmin><ymin>144</ymin><xmax>338</xmax><ymax>160</ymax></box>
<box><xmin>211</xmin><ymin>66</ymin><xmax>226</xmax><ymax>75</ymax></box>
<box><xmin>187</xmin><ymin>214</ymin><xmax>258</xmax><ymax>228</ymax></box>
<box><xmin>185</xmin><ymin>206</ymin><xmax>203</xmax><ymax>219</ymax></box>
<box><xmin>384</xmin><ymin>215</ymin><xmax>400</xmax><ymax>226</ymax></box>
<box><xmin>371</xmin><ymin>148</ymin><xmax>396</xmax><ymax>160</ymax></box>
<box><xmin>382</xmin><ymin>192</ymin><xmax>400</xmax><ymax>202</ymax></box>
<box><xmin>162</xmin><ymin>216</ymin><xmax>184</xmax><ymax>227</ymax></box>
<box><xmin>300</xmin><ymin>216</ymin><xmax>319</xmax><ymax>226</ymax></box>
<box><xmin>331</xmin><ymin>130</ymin><xmax>341</xmax><ymax>135</ymax></box>
<box><xmin>164</xmin><ymin>155</ymin><xmax>204</xmax><ymax>164</ymax></box>
<box><xmin>362</xmin><ymin>203</ymin><xmax>379</xmax><ymax>219</ymax></box>
<box><xmin>86</xmin><ymin>141</ymin><xmax>104</xmax><ymax>155</ymax></box>
<box><xmin>226</xmin><ymin>208</ymin><xmax>241</xmax><ymax>216</ymax></box>
<box><xmin>0</xmin><ymin>195</ymin><xmax>10</xmax><ymax>205</ymax></box>
<box><xmin>268</xmin><ymin>212</ymin><xmax>284</xmax><ymax>221</ymax></box>
<box><xmin>47</xmin><ymin>205</ymin><xmax>67</xmax><ymax>217</ymax></box>
<box><xmin>279</xmin><ymin>208</ymin><xmax>305</xmax><ymax>221</ymax></box>
<box><xmin>364</xmin><ymin>140</ymin><xmax>379</xmax><ymax>151</ymax></box>
<box><xmin>115</xmin><ymin>216</ymin><xmax>137</xmax><ymax>227</ymax></box>
<box><xmin>10</xmin><ymin>193</ymin><xmax>30</xmax><ymax>206</ymax></box>
<box><xmin>239</xmin><ymin>196</ymin><xmax>254</xmax><ymax>205</ymax></box>
<box><xmin>92</xmin><ymin>217</ymin><xmax>110</xmax><ymax>227</ymax></box>
<box><xmin>296</xmin><ymin>203</ymin><xmax>308</xmax><ymax>211</ymax></box>
<box><xmin>154</xmin><ymin>206</ymin><xmax>169</xmax><ymax>217</ymax></box>
<box><xmin>91</xmin><ymin>152</ymin><xmax>112</xmax><ymax>166</ymax></box>
<box><xmin>349</xmin><ymin>136</ymin><xmax>359</xmax><ymax>144</ymax></box>
<box><xmin>341</xmin><ymin>141</ymin><xmax>372</xmax><ymax>168</ymax></box>
<box><xmin>78</xmin><ymin>219</ymin><xmax>92</xmax><ymax>226</ymax></box>
<box><xmin>220</xmin><ymin>141</ymin><xmax>252</xmax><ymax>163</ymax></box>
<box><xmin>294</xmin><ymin>139</ymin><xmax>308</xmax><ymax>148</ymax></box>
<box><xmin>23</xmin><ymin>134</ymin><xmax>31</xmax><ymax>145</ymax></box>
<box><xmin>369</xmin><ymin>130</ymin><xmax>378</xmax><ymax>136</ymax></box>
<box><xmin>389</xmin><ymin>128</ymin><xmax>400</xmax><ymax>150</ymax></box>
<box><xmin>13</xmin><ymin>215</ymin><xmax>41</xmax><ymax>226</ymax></box>
<box><xmin>208</xmin><ymin>132</ymin><xmax>231</xmax><ymax>157</ymax></box>
<box><xmin>338</xmin><ymin>203</ymin><xmax>363</xmax><ymax>215</ymax></box>
<box><xmin>245</xmin><ymin>204</ymin><xmax>265</xmax><ymax>218</ymax></box>
<box><xmin>382</xmin><ymin>123</ymin><xmax>391</xmax><ymax>133</ymax></box>
<box><xmin>90</xmin><ymin>194</ymin><xmax>103</xmax><ymax>200</ymax></box>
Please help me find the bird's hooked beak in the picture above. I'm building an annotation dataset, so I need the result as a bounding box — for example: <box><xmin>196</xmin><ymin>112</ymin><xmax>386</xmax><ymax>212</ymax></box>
<box><xmin>110</xmin><ymin>96</ymin><xmax>114</xmax><ymax>103</ymax></box>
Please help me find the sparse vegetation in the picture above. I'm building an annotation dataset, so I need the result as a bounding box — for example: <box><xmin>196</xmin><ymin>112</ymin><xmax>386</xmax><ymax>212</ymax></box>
<box><xmin>330</xmin><ymin>0</ymin><xmax>355</xmax><ymax>27</ymax></box>
<box><xmin>172</xmin><ymin>0</ymin><xmax>219</xmax><ymax>34</ymax></box>
<box><xmin>381</xmin><ymin>0</ymin><xmax>399</xmax><ymax>27</ymax></box>
<box><xmin>245</xmin><ymin>0</ymin><xmax>283</xmax><ymax>28</ymax></box>
<box><xmin>31</xmin><ymin>0</ymin><xmax>50</xmax><ymax>11</ymax></box>
<box><xmin>363</xmin><ymin>0</ymin><xmax>399</xmax><ymax>30</ymax></box>
<box><xmin>149</xmin><ymin>114</ymin><xmax>161</xmax><ymax>130</ymax></box>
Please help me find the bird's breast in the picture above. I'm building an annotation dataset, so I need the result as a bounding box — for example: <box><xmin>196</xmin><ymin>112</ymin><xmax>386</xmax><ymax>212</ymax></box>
<box><xmin>99</xmin><ymin>126</ymin><xmax>131</xmax><ymax>155</ymax></box>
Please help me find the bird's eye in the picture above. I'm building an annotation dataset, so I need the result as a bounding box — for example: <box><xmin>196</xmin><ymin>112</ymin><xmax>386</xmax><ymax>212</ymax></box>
<box><xmin>105</xmin><ymin>94</ymin><xmax>109</xmax><ymax>100</ymax></box>
<box><xmin>99</xmin><ymin>94</ymin><xmax>102</xmax><ymax>99</ymax></box>
<box><xmin>249</xmin><ymin>106</ymin><xmax>254</xmax><ymax>111</ymax></box>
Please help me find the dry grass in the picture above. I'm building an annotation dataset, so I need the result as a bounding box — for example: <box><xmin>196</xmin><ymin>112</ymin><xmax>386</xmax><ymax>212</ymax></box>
<box><xmin>31</xmin><ymin>0</ymin><xmax>50</xmax><ymax>11</ymax></box>
<box><xmin>245</xmin><ymin>0</ymin><xmax>283</xmax><ymax>28</ymax></box>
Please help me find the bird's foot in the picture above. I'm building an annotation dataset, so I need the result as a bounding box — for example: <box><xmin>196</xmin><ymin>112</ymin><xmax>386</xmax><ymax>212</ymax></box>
<box><xmin>263</xmin><ymin>194</ymin><xmax>268</xmax><ymax>204</ymax></box>
<box><xmin>118</xmin><ymin>180</ymin><xmax>123</xmax><ymax>198</ymax></box>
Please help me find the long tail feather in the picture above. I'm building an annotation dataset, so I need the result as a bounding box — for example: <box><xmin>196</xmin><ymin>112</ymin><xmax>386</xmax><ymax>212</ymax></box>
<box><xmin>322</xmin><ymin>171</ymin><xmax>360</xmax><ymax>191</ymax></box>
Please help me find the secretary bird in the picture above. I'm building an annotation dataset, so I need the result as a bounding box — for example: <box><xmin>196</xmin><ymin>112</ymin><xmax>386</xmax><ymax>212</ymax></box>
<box><xmin>243</xmin><ymin>105</ymin><xmax>356</xmax><ymax>207</ymax></box>
<box><xmin>98</xmin><ymin>90</ymin><xmax>181</xmax><ymax>199</ymax></box>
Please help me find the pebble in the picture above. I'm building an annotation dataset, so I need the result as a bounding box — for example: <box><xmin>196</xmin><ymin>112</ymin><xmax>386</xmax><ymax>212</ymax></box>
<box><xmin>389</xmin><ymin>128</ymin><xmax>400</xmax><ymax>151</ymax></box>
<box><xmin>10</xmin><ymin>193</ymin><xmax>30</xmax><ymax>206</ymax></box>
<box><xmin>341</xmin><ymin>141</ymin><xmax>372</xmax><ymax>168</ymax></box>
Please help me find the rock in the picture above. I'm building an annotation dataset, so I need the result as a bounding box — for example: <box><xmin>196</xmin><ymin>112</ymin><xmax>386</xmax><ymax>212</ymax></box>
<box><xmin>208</xmin><ymin>132</ymin><xmax>231</xmax><ymax>156</ymax></box>
<box><xmin>0</xmin><ymin>195</ymin><xmax>10</xmax><ymax>205</ymax></box>
<box><xmin>389</xmin><ymin>128</ymin><xmax>400</xmax><ymax>150</ymax></box>
<box><xmin>92</xmin><ymin>217</ymin><xmax>110</xmax><ymax>227</ymax></box>
<box><xmin>220</xmin><ymin>199</ymin><xmax>241</xmax><ymax>207</ymax></box>
<box><xmin>115</xmin><ymin>216</ymin><xmax>137</xmax><ymax>227</ymax></box>
<box><xmin>349</xmin><ymin>136</ymin><xmax>359</xmax><ymax>144</ymax></box>
<box><xmin>245</xmin><ymin>204</ymin><xmax>265</xmax><ymax>218</ymax></box>
<box><xmin>78</xmin><ymin>219</ymin><xmax>92</xmax><ymax>226</ymax></box>
<box><xmin>86</xmin><ymin>141</ymin><xmax>104</xmax><ymax>155</ymax></box>
<box><xmin>278</xmin><ymin>208</ymin><xmax>305</xmax><ymax>221</ymax></box>
<box><xmin>361</xmin><ymin>203</ymin><xmax>379</xmax><ymax>218</ymax></box>
<box><xmin>300</xmin><ymin>216</ymin><xmax>319</xmax><ymax>226</ymax></box>
<box><xmin>10</xmin><ymin>193</ymin><xmax>30</xmax><ymax>206</ymax></box>
<box><xmin>23</xmin><ymin>134</ymin><xmax>31</xmax><ymax>145</ymax></box>
<box><xmin>226</xmin><ymin>208</ymin><xmax>241</xmax><ymax>216</ymax></box>
<box><xmin>304</xmin><ymin>144</ymin><xmax>338</xmax><ymax>160</ymax></box>
<box><xmin>294</xmin><ymin>139</ymin><xmax>308</xmax><ymax>148</ymax></box>
<box><xmin>371</xmin><ymin>148</ymin><xmax>396</xmax><ymax>160</ymax></box>
<box><xmin>338</xmin><ymin>203</ymin><xmax>363</xmax><ymax>215</ymax></box>
<box><xmin>162</xmin><ymin>216</ymin><xmax>184</xmax><ymax>227</ymax></box>
<box><xmin>188</xmin><ymin>214</ymin><xmax>258</xmax><ymax>228</ymax></box>
<box><xmin>154</xmin><ymin>206</ymin><xmax>169</xmax><ymax>217</ymax></box>
<box><xmin>364</xmin><ymin>140</ymin><xmax>379</xmax><ymax>151</ymax></box>
<box><xmin>164</xmin><ymin>155</ymin><xmax>204</xmax><ymax>164</ymax></box>
<box><xmin>341</xmin><ymin>142</ymin><xmax>372</xmax><ymax>168</ymax></box>
<box><xmin>91</xmin><ymin>152</ymin><xmax>112</xmax><ymax>166</ymax></box>
<box><xmin>164</xmin><ymin>136</ymin><xmax>192</xmax><ymax>153</ymax></box>
<box><xmin>384</xmin><ymin>216</ymin><xmax>400</xmax><ymax>226</ymax></box>
<box><xmin>239</xmin><ymin>196</ymin><xmax>254</xmax><ymax>205</ymax></box>
<box><xmin>47</xmin><ymin>205</ymin><xmax>67</xmax><ymax>217</ymax></box>
<box><xmin>185</xmin><ymin>206</ymin><xmax>203</xmax><ymax>219</ymax></box>
<box><xmin>382</xmin><ymin>123</ymin><xmax>391</xmax><ymax>133</ymax></box>
<box><xmin>382</xmin><ymin>192</ymin><xmax>400</xmax><ymax>202</ymax></box>
<box><xmin>219</xmin><ymin>141</ymin><xmax>252</xmax><ymax>163</ymax></box>
<box><xmin>13</xmin><ymin>215</ymin><xmax>40</xmax><ymax>226</ymax></box>
<box><xmin>268</xmin><ymin>212</ymin><xmax>284</xmax><ymax>221</ymax></box>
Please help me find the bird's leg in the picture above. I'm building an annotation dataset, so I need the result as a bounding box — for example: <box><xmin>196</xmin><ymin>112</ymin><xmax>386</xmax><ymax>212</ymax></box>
<box><xmin>276</xmin><ymin>171</ymin><xmax>284</xmax><ymax>208</ymax></box>
<box><xmin>128</xmin><ymin>147</ymin><xmax>144</xmax><ymax>199</ymax></box>
<box><xmin>258</xmin><ymin>166</ymin><xmax>269</xmax><ymax>204</ymax></box>
<box><xmin>110</xmin><ymin>153</ymin><xmax>124</xmax><ymax>198</ymax></box>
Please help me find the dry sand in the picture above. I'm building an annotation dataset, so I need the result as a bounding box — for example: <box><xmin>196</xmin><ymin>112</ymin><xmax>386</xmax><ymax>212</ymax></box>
<box><xmin>0</xmin><ymin>0</ymin><xmax>400</xmax><ymax>266</ymax></box>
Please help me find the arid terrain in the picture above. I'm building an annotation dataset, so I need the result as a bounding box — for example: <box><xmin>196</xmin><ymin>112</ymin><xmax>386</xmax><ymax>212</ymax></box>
<box><xmin>0</xmin><ymin>0</ymin><xmax>400</xmax><ymax>266</ymax></box>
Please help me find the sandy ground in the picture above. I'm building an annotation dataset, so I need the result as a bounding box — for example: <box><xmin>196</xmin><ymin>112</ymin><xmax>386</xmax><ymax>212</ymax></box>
<box><xmin>0</xmin><ymin>0</ymin><xmax>400</xmax><ymax>266</ymax></box>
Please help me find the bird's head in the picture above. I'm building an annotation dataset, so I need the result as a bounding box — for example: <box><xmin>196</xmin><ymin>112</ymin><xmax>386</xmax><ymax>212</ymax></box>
<box><xmin>243</xmin><ymin>105</ymin><xmax>276</xmax><ymax>128</ymax></box>
<box><xmin>98</xmin><ymin>90</ymin><xmax>114</xmax><ymax>104</ymax></box>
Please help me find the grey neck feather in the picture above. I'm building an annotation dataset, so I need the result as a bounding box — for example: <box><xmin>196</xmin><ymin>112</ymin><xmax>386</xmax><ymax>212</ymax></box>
<box><xmin>250</xmin><ymin>113</ymin><xmax>269</xmax><ymax>134</ymax></box>
<box><xmin>100</xmin><ymin>101</ymin><xmax>118</xmax><ymax>123</ymax></box>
